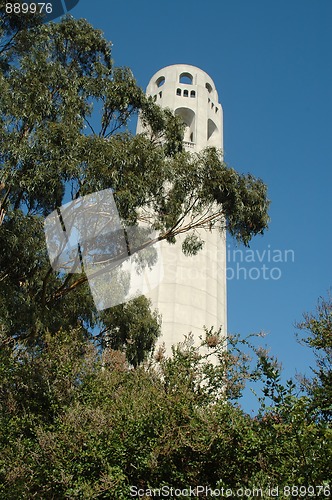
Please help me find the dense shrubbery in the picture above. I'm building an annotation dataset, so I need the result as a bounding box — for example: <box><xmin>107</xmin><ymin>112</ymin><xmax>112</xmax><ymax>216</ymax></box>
<box><xmin>0</xmin><ymin>305</ymin><xmax>331</xmax><ymax>498</ymax></box>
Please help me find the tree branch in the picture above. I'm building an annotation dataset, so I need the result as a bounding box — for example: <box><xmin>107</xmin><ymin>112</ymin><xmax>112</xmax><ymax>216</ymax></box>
<box><xmin>45</xmin><ymin>207</ymin><xmax>225</xmax><ymax>305</ymax></box>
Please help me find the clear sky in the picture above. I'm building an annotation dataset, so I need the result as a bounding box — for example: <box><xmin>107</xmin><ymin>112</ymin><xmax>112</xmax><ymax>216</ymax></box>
<box><xmin>67</xmin><ymin>0</ymin><xmax>331</xmax><ymax>411</ymax></box>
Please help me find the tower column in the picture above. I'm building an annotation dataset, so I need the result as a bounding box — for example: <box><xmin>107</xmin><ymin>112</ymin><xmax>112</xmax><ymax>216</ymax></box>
<box><xmin>137</xmin><ymin>64</ymin><xmax>227</xmax><ymax>355</ymax></box>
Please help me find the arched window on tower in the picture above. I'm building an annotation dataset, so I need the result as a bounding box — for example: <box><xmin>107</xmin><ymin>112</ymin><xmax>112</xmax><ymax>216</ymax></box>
<box><xmin>183</xmin><ymin>90</ymin><xmax>189</xmax><ymax>97</ymax></box>
<box><xmin>205</xmin><ymin>82</ymin><xmax>213</xmax><ymax>93</ymax></box>
<box><xmin>176</xmin><ymin>88</ymin><xmax>181</xmax><ymax>96</ymax></box>
<box><xmin>179</xmin><ymin>72</ymin><xmax>193</xmax><ymax>85</ymax></box>
<box><xmin>175</xmin><ymin>107</ymin><xmax>195</xmax><ymax>144</ymax></box>
<box><xmin>207</xmin><ymin>118</ymin><xmax>218</xmax><ymax>143</ymax></box>
<box><xmin>190</xmin><ymin>90</ymin><xmax>196</xmax><ymax>98</ymax></box>
<box><xmin>156</xmin><ymin>76</ymin><xmax>165</xmax><ymax>87</ymax></box>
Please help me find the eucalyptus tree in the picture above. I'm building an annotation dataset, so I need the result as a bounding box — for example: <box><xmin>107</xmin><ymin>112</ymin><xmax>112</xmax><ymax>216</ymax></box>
<box><xmin>0</xmin><ymin>10</ymin><xmax>269</xmax><ymax>359</ymax></box>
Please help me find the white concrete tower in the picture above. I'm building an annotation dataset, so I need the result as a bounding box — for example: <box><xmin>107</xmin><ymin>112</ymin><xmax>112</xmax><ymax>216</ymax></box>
<box><xmin>137</xmin><ymin>64</ymin><xmax>226</xmax><ymax>355</ymax></box>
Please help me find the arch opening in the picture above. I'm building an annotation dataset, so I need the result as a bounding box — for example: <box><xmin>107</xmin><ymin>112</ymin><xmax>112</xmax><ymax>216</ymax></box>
<box><xmin>205</xmin><ymin>82</ymin><xmax>213</xmax><ymax>93</ymax></box>
<box><xmin>179</xmin><ymin>72</ymin><xmax>193</xmax><ymax>85</ymax></box>
<box><xmin>156</xmin><ymin>76</ymin><xmax>165</xmax><ymax>87</ymax></box>
<box><xmin>207</xmin><ymin>118</ymin><xmax>218</xmax><ymax>142</ymax></box>
<box><xmin>175</xmin><ymin>107</ymin><xmax>196</xmax><ymax>143</ymax></box>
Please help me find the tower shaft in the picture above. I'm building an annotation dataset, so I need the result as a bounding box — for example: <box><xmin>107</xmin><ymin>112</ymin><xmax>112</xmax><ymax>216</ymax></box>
<box><xmin>137</xmin><ymin>64</ymin><xmax>227</xmax><ymax>354</ymax></box>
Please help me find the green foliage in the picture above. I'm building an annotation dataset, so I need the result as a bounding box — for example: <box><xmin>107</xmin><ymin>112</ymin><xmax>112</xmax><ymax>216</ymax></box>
<box><xmin>0</xmin><ymin>15</ymin><xmax>168</xmax><ymax>354</ymax></box>
<box><xmin>182</xmin><ymin>233</ymin><xmax>204</xmax><ymax>256</ymax></box>
<box><xmin>0</xmin><ymin>321</ymin><xmax>331</xmax><ymax>498</ymax></box>
<box><xmin>297</xmin><ymin>295</ymin><xmax>332</xmax><ymax>421</ymax></box>
<box><xmin>99</xmin><ymin>296</ymin><xmax>161</xmax><ymax>367</ymax></box>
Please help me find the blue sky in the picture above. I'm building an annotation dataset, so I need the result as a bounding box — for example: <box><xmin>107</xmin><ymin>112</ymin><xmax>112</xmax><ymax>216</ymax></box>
<box><xmin>68</xmin><ymin>0</ymin><xmax>331</xmax><ymax>410</ymax></box>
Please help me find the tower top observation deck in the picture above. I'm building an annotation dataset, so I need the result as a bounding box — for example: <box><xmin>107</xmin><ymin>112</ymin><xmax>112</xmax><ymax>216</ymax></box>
<box><xmin>139</xmin><ymin>64</ymin><xmax>223</xmax><ymax>152</ymax></box>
